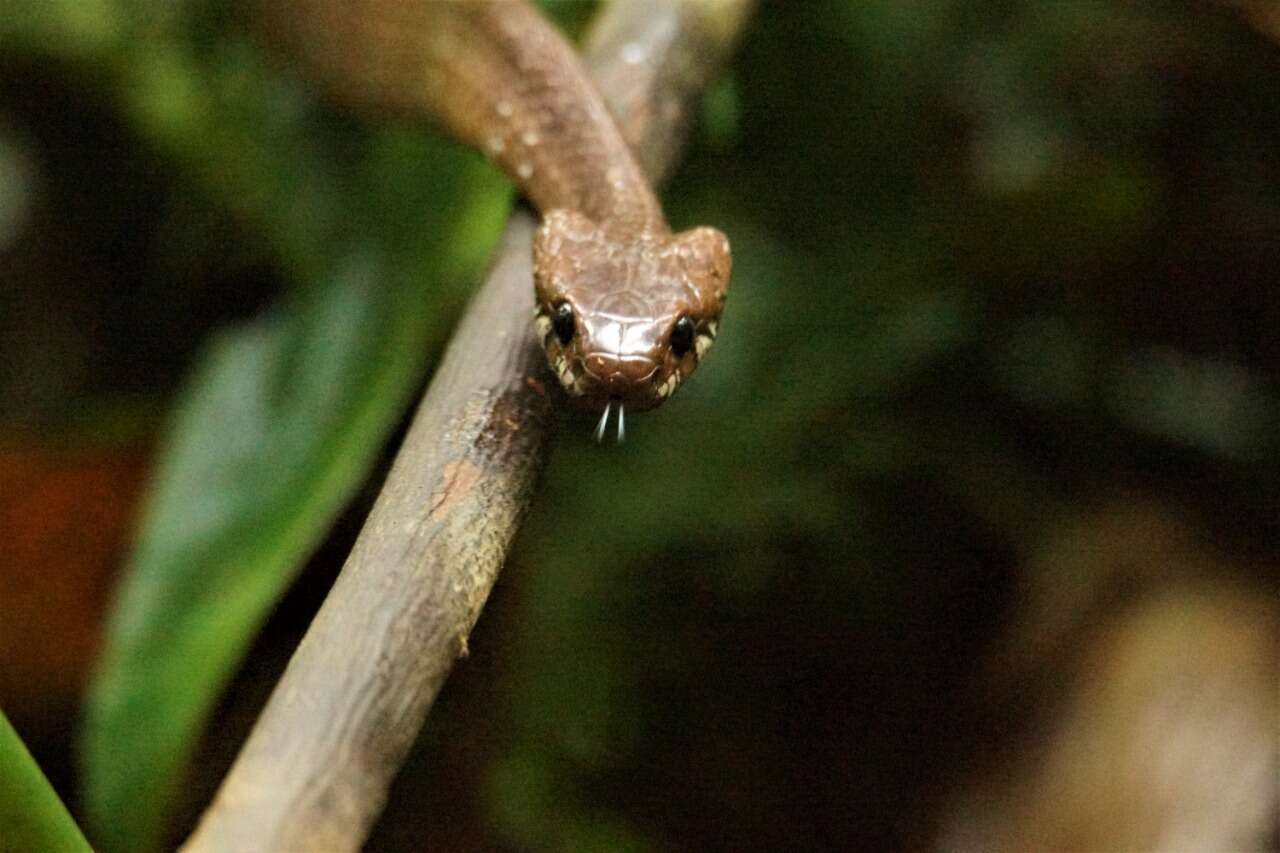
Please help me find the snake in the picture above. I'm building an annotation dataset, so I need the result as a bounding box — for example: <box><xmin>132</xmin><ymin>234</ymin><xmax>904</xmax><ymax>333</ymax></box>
<box><xmin>268</xmin><ymin>0</ymin><xmax>733</xmax><ymax>441</ymax></box>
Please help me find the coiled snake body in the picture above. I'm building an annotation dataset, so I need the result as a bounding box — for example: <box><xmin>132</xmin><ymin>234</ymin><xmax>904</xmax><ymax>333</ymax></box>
<box><xmin>273</xmin><ymin>0</ymin><xmax>732</xmax><ymax>439</ymax></box>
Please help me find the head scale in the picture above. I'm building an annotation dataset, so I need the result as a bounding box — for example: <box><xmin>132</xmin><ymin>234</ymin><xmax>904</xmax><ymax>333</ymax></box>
<box><xmin>532</xmin><ymin>209</ymin><xmax>730</xmax><ymax>415</ymax></box>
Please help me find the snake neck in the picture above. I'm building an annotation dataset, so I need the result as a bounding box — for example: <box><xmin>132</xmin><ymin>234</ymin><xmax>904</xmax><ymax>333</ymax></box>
<box><xmin>271</xmin><ymin>0</ymin><xmax>670</xmax><ymax>238</ymax></box>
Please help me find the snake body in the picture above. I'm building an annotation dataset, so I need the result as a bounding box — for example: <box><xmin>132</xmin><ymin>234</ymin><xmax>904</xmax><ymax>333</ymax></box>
<box><xmin>272</xmin><ymin>0</ymin><xmax>732</xmax><ymax>427</ymax></box>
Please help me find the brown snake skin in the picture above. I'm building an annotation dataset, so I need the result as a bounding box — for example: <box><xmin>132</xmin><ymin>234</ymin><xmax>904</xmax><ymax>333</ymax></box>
<box><xmin>269</xmin><ymin>0</ymin><xmax>732</xmax><ymax>432</ymax></box>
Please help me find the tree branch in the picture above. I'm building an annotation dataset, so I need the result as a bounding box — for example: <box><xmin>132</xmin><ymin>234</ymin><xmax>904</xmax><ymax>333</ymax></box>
<box><xmin>181</xmin><ymin>1</ymin><xmax>753</xmax><ymax>850</ymax></box>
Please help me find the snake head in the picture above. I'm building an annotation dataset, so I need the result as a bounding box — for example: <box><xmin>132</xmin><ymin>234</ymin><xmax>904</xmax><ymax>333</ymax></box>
<box><xmin>533</xmin><ymin>209</ymin><xmax>730</xmax><ymax>414</ymax></box>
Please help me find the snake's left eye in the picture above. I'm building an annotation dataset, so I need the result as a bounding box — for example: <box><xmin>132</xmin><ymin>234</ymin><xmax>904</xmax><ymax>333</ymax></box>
<box><xmin>552</xmin><ymin>302</ymin><xmax>576</xmax><ymax>345</ymax></box>
<box><xmin>670</xmin><ymin>315</ymin><xmax>696</xmax><ymax>358</ymax></box>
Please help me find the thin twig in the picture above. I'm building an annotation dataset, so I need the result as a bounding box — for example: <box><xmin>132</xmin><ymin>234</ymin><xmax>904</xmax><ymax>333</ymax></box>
<box><xmin>181</xmin><ymin>1</ymin><xmax>752</xmax><ymax>850</ymax></box>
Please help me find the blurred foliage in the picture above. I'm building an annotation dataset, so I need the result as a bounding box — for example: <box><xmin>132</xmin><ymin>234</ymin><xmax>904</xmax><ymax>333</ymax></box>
<box><xmin>1</xmin><ymin>0</ymin><xmax>1278</xmax><ymax>851</ymax></box>
<box><xmin>0</xmin><ymin>710</ymin><xmax>90</xmax><ymax>853</ymax></box>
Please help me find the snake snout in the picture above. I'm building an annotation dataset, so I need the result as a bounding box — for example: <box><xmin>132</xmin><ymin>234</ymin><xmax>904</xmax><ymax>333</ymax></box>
<box><xmin>582</xmin><ymin>352</ymin><xmax>658</xmax><ymax>394</ymax></box>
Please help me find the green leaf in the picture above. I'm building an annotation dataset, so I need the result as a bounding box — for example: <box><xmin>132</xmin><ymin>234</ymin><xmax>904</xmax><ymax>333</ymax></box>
<box><xmin>60</xmin><ymin>1</ymin><xmax>517</xmax><ymax>845</ymax></box>
<box><xmin>67</xmin><ymin>8</ymin><xmax>512</xmax><ymax>851</ymax></box>
<box><xmin>77</xmin><ymin>30</ymin><xmax>517</xmax><ymax>843</ymax></box>
<box><xmin>81</xmin><ymin>151</ymin><xmax>509</xmax><ymax>851</ymax></box>
<box><xmin>81</xmin><ymin>162</ymin><xmax>509</xmax><ymax>852</ymax></box>
<box><xmin>0</xmin><ymin>710</ymin><xmax>92</xmax><ymax>853</ymax></box>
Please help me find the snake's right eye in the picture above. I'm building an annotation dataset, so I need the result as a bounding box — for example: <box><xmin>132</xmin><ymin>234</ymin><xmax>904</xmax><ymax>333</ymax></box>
<box><xmin>552</xmin><ymin>302</ymin><xmax>576</xmax><ymax>345</ymax></box>
<box><xmin>669</xmin><ymin>315</ymin><xmax>696</xmax><ymax>358</ymax></box>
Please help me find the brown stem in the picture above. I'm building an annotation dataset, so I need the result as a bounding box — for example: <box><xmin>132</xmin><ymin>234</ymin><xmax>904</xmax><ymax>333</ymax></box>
<box><xmin>181</xmin><ymin>1</ymin><xmax>752</xmax><ymax>850</ymax></box>
<box><xmin>1224</xmin><ymin>1</ymin><xmax>1280</xmax><ymax>44</ymax></box>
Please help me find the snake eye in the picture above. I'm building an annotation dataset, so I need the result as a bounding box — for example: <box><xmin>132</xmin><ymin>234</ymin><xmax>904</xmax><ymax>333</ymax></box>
<box><xmin>551</xmin><ymin>302</ymin><xmax>576</xmax><ymax>345</ymax></box>
<box><xmin>670</xmin><ymin>315</ymin><xmax>696</xmax><ymax>358</ymax></box>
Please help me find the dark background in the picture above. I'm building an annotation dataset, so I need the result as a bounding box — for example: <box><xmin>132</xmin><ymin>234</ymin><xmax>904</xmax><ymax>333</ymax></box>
<box><xmin>2</xmin><ymin>1</ymin><xmax>1277</xmax><ymax>850</ymax></box>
